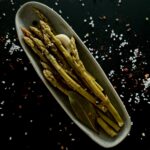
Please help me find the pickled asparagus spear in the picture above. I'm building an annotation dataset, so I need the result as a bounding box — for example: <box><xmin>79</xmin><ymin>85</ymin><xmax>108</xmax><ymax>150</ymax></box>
<box><xmin>32</xmin><ymin>7</ymin><xmax>48</xmax><ymax>23</ymax></box>
<box><xmin>43</xmin><ymin>69</ymin><xmax>69</xmax><ymax>95</ymax></box>
<box><xmin>70</xmin><ymin>36</ymin><xmax>104</xmax><ymax>92</ymax></box>
<box><xmin>97</xmin><ymin>110</ymin><xmax>120</xmax><ymax>132</ymax></box>
<box><xmin>97</xmin><ymin>117</ymin><xmax>117</xmax><ymax>137</ymax></box>
<box><xmin>33</xmin><ymin>7</ymin><xmax>55</xmax><ymax>34</ymax></box>
<box><xmin>29</xmin><ymin>26</ymin><xmax>43</xmax><ymax>40</ymax></box>
<box><xmin>23</xmin><ymin>36</ymin><xmax>47</xmax><ymax>63</ymax></box>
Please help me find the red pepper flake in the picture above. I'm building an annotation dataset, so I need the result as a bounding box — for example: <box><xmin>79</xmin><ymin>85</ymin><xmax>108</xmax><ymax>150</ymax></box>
<box><xmin>128</xmin><ymin>73</ymin><xmax>133</xmax><ymax>78</ymax></box>
<box><xmin>122</xmin><ymin>67</ymin><xmax>129</xmax><ymax>72</ymax></box>
<box><xmin>0</xmin><ymin>36</ymin><xmax>5</xmax><ymax>43</ymax></box>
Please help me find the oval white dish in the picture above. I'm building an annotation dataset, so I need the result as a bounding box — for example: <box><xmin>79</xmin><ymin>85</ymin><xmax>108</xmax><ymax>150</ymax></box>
<box><xmin>15</xmin><ymin>1</ymin><xmax>131</xmax><ymax>148</ymax></box>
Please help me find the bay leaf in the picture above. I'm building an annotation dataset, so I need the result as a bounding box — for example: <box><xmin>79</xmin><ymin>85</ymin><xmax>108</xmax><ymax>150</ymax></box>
<box><xmin>68</xmin><ymin>91</ymin><xmax>98</xmax><ymax>132</ymax></box>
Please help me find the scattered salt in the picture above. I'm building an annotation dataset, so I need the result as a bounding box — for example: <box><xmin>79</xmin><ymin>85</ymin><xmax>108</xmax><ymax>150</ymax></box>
<box><xmin>71</xmin><ymin>138</ymin><xmax>75</xmax><ymax>141</ymax></box>
<box><xmin>134</xmin><ymin>48</ymin><xmax>139</xmax><ymax>57</ymax></box>
<box><xmin>0</xmin><ymin>101</ymin><xmax>5</xmax><ymax>105</ymax></box>
<box><xmin>142</xmin><ymin>132</ymin><xmax>146</xmax><ymax>137</ymax></box>
<box><xmin>119</xmin><ymin>41</ymin><xmax>128</xmax><ymax>48</ymax></box>
<box><xmin>0</xmin><ymin>113</ymin><xmax>4</xmax><ymax>117</ymax></box>
<box><xmin>128</xmin><ymin>98</ymin><xmax>132</xmax><ymax>103</ymax></box>
<box><xmin>115</xmin><ymin>18</ymin><xmax>119</xmax><ymax>22</ymax></box>
<box><xmin>58</xmin><ymin>10</ymin><xmax>62</xmax><ymax>14</ymax></box>
<box><xmin>24</xmin><ymin>132</ymin><xmax>28</xmax><ymax>135</ymax></box>
<box><xmin>10</xmin><ymin>0</ymin><xmax>14</xmax><ymax>4</ymax></box>
<box><xmin>89</xmin><ymin>16</ymin><xmax>93</xmax><ymax>20</ymax></box>
<box><xmin>24</xmin><ymin>66</ymin><xmax>28</xmax><ymax>71</ymax></box>
<box><xmin>11</xmin><ymin>82</ymin><xmax>15</xmax><ymax>86</ymax></box>
<box><xmin>9</xmin><ymin>136</ymin><xmax>12</xmax><ymax>141</ymax></box>
<box><xmin>1</xmin><ymin>80</ymin><xmax>6</xmax><ymax>84</ymax></box>
<box><xmin>30</xmin><ymin>119</ymin><xmax>33</xmax><ymax>123</ymax></box>
<box><xmin>9</xmin><ymin>43</ymin><xmax>21</xmax><ymax>55</ymax></box>
<box><xmin>135</xmin><ymin>96</ymin><xmax>140</xmax><ymax>104</ymax></box>
<box><xmin>105</xmin><ymin>29</ymin><xmax>108</xmax><ymax>32</ymax></box>
<box><xmin>143</xmin><ymin>78</ymin><xmax>150</xmax><ymax>90</ymax></box>
<box><xmin>84</xmin><ymin>33</ymin><xmax>89</xmax><ymax>38</ymax></box>
<box><xmin>5</xmin><ymin>39</ymin><xmax>11</xmax><ymax>47</ymax></box>
<box><xmin>83</xmin><ymin>19</ymin><xmax>87</xmax><ymax>22</ymax></box>
<box><xmin>145</xmin><ymin>17</ymin><xmax>149</xmax><ymax>21</ymax></box>
<box><xmin>108</xmin><ymin>70</ymin><xmax>115</xmax><ymax>77</ymax></box>
<box><xmin>126</xmin><ymin>23</ymin><xmax>130</xmax><ymax>27</ymax></box>
<box><xmin>89</xmin><ymin>20</ymin><xmax>95</xmax><ymax>28</ymax></box>
<box><xmin>110</xmin><ymin>30</ymin><xmax>115</xmax><ymax>38</ymax></box>
<box><xmin>54</xmin><ymin>2</ymin><xmax>58</xmax><ymax>6</ymax></box>
<box><xmin>95</xmin><ymin>55</ymin><xmax>99</xmax><ymax>59</ymax></box>
<box><xmin>81</xmin><ymin>3</ymin><xmax>85</xmax><ymax>6</ymax></box>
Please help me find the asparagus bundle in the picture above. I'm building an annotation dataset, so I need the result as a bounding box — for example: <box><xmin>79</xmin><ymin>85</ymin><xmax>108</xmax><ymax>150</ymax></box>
<box><xmin>21</xmin><ymin>8</ymin><xmax>124</xmax><ymax>137</ymax></box>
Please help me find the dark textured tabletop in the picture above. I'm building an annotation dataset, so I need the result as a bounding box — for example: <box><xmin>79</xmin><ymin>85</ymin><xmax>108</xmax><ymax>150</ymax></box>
<box><xmin>0</xmin><ymin>0</ymin><xmax>150</xmax><ymax>149</ymax></box>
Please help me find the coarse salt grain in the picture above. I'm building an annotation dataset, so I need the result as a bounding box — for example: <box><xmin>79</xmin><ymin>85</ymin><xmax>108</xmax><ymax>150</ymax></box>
<box><xmin>108</xmin><ymin>70</ymin><xmax>115</xmax><ymax>77</ymax></box>
<box><xmin>5</xmin><ymin>39</ymin><xmax>11</xmax><ymax>47</ymax></box>
<box><xmin>95</xmin><ymin>55</ymin><xmax>99</xmax><ymax>59</ymax></box>
<box><xmin>145</xmin><ymin>17</ymin><xmax>149</xmax><ymax>21</ymax></box>
<box><xmin>134</xmin><ymin>48</ymin><xmax>139</xmax><ymax>57</ymax></box>
<box><xmin>1</xmin><ymin>80</ymin><xmax>6</xmax><ymax>84</ymax></box>
<box><xmin>83</xmin><ymin>19</ymin><xmax>87</xmax><ymax>22</ymax></box>
<box><xmin>0</xmin><ymin>101</ymin><xmax>5</xmax><ymax>105</ymax></box>
<box><xmin>110</xmin><ymin>30</ymin><xmax>115</xmax><ymax>38</ymax></box>
<box><xmin>71</xmin><ymin>138</ymin><xmax>75</xmax><ymax>141</ymax></box>
<box><xmin>1</xmin><ymin>113</ymin><xmax>4</xmax><ymax>117</ymax></box>
<box><xmin>119</xmin><ymin>41</ymin><xmax>128</xmax><ymax>48</ymax></box>
<box><xmin>58</xmin><ymin>10</ymin><xmax>62</xmax><ymax>14</ymax></box>
<box><xmin>11</xmin><ymin>82</ymin><xmax>15</xmax><ymax>86</ymax></box>
<box><xmin>118</xmin><ymin>0</ymin><xmax>122</xmax><ymax>3</ymax></box>
<box><xmin>9</xmin><ymin>43</ymin><xmax>21</xmax><ymax>55</ymax></box>
<box><xmin>89</xmin><ymin>16</ymin><xmax>93</xmax><ymax>20</ymax></box>
<box><xmin>142</xmin><ymin>132</ymin><xmax>145</xmax><ymax>137</ymax></box>
<box><xmin>115</xmin><ymin>18</ymin><xmax>119</xmax><ymax>22</ymax></box>
<box><xmin>81</xmin><ymin>3</ymin><xmax>85</xmax><ymax>6</ymax></box>
<box><xmin>84</xmin><ymin>33</ymin><xmax>89</xmax><ymax>38</ymax></box>
<box><xmin>89</xmin><ymin>20</ymin><xmax>95</xmax><ymax>28</ymax></box>
<box><xmin>30</xmin><ymin>119</ymin><xmax>33</xmax><ymax>123</ymax></box>
<box><xmin>10</xmin><ymin>0</ymin><xmax>14</xmax><ymax>5</ymax></box>
<box><xmin>143</xmin><ymin>78</ymin><xmax>150</xmax><ymax>90</ymax></box>
<box><xmin>24</xmin><ymin>66</ymin><xmax>28</xmax><ymax>71</ymax></box>
<box><xmin>54</xmin><ymin>2</ymin><xmax>58</xmax><ymax>6</ymax></box>
<box><xmin>135</xmin><ymin>96</ymin><xmax>140</xmax><ymax>104</ymax></box>
<box><xmin>9</xmin><ymin>136</ymin><xmax>12</xmax><ymax>141</ymax></box>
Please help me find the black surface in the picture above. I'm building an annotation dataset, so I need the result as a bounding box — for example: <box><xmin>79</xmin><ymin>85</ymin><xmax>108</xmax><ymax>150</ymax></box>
<box><xmin>0</xmin><ymin>0</ymin><xmax>150</xmax><ymax>149</ymax></box>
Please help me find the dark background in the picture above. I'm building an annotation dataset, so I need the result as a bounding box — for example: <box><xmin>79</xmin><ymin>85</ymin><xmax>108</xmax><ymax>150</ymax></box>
<box><xmin>0</xmin><ymin>0</ymin><xmax>150</xmax><ymax>149</ymax></box>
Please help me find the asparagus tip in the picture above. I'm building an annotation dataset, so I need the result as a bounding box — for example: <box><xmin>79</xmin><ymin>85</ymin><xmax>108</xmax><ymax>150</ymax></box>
<box><xmin>21</xmin><ymin>27</ymin><xmax>31</xmax><ymax>37</ymax></box>
<box><xmin>119</xmin><ymin>121</ymin><xmax>124</xmax><ymax>127</ymax></box>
